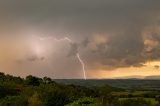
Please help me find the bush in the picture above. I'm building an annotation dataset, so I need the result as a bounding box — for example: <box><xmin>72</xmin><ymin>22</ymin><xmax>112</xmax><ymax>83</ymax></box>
<box><xmin>65</xmin><ymin>97</ymin><xmax>100</xmax><ymax>106</ymax></box>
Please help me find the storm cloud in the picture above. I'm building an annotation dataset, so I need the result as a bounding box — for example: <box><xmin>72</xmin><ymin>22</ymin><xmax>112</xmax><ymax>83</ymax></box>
<box><xmin>0</xmin><ymin>0</ymin><xmax>160</xmax><ymax>78</ymax></box>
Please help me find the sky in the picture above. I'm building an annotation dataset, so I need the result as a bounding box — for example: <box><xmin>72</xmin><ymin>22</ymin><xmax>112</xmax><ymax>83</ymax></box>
<box><xmin>0</xmin><ymin>0</ymin><xmax>160</xmax><ymax>79</ymax></box>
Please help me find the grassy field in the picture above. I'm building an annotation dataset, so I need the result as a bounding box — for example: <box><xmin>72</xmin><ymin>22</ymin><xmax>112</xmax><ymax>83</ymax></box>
<box><xmin>119</xmin><ymin>98</ymin><xmax>158</xmax><ymax>105</ymax></box>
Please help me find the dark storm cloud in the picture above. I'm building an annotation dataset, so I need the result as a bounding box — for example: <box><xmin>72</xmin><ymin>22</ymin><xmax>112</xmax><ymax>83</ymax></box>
<box><xmin>1</xmin><ymin>0</ymin><xmax>160</xmax><ymax>73</ymax></box>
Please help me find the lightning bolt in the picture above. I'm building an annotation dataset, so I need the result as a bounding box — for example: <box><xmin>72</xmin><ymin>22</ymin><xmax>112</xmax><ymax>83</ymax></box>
<box><xmin>76</xmin><ymin>53</ymin><xmax>86</xmax><ymax>80</ymax></box>
<box><xmin>39</xmin><ymin>36</ymin><xmax>87</xmax><ymax>80</ymax></box>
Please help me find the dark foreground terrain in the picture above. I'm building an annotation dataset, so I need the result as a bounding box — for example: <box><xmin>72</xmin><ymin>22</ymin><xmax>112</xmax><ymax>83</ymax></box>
<box><xmin>0</xmin><ymin>72</ymin><xmax>160</xmax><ymax>106</ymax></box>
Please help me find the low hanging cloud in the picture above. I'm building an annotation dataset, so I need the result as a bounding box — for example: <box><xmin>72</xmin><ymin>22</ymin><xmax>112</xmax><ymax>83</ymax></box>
<box><xmin>27</xmin><ymin>55</ymin><xmax>45</xmax><ymax>62</ymax></box>
<box><xmin>67</xmin><ymin>43</ymin><xmax>78</xmax><ymax>57</ymax></box>
<box><xmin>16</xmin><ymin>55</ymin><xmax>45</xmax><ymax>64</ymax></box>
<box><xmin>154</xmin><ymin>65</ymin><xmax>160</xmax><ymax>69</ymax></box>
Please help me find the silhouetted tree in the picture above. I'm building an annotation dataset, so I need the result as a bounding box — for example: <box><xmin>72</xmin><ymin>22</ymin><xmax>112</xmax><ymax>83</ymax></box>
<box><xmin>25</xmin><ymin>75</ymin><xmax>40</xmax><ymax>86</ymax></box>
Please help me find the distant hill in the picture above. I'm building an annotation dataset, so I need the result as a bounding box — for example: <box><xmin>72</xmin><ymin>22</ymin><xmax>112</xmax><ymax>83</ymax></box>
<box><xmin>113</xmin><ymin>75</ymin><xmax>145</xmax><ymax>79</ymax></box>
<box><xmin>113</xmin><ymin>75</ymin><xmax>160</xmax><ymax>80</ymax></box>
<box><xmin>145</xmin><ymin>75</ymin><xmax>160</xmax><ymax>80</ymax></box>
<box><xmin>54</xmin><ymin>79</ymin><xmax>160</xmax><ymax>90</ymax></box>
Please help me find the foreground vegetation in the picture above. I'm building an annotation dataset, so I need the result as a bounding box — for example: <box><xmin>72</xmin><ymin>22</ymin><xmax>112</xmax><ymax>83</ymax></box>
<box><xmin>0</xmin><ymin>72</ymin><xmax>160</xmax><ymax>106</ymax></box>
